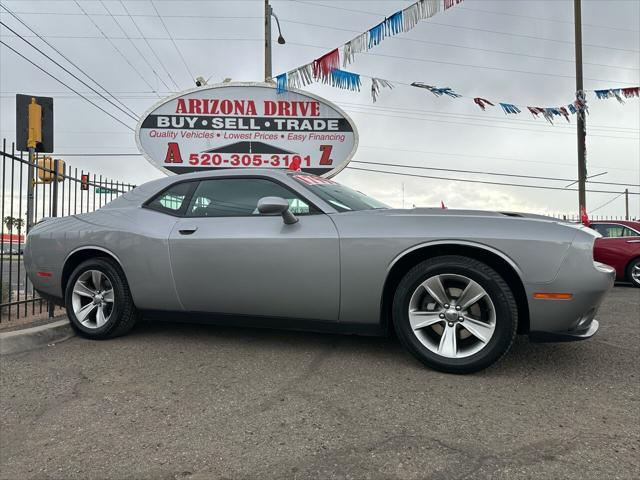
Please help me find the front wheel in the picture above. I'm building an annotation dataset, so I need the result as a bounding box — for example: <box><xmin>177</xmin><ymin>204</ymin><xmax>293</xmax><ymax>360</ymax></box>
<box><xmin>627</xmin><ymin>258</ymin><xmax>640</xmax><ymax>287</ymax></box>
<box><xmin>392</xmin><ymin>255</ymin><xmax>518</xmax><ymax>374</ymax></box>
<box><xmin>65</xmin><ymin>258</ymin><xmax>138</xmax><ymax>339</ymax></box>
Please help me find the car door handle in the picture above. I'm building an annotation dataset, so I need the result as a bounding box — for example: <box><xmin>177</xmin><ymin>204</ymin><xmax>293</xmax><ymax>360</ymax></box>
<box><xmin>178</xmin><ymin>227</ymin><xmax>198</xmax><ymax>235</ymax></box>
<box><xmin>627</xmin><ymin>239</ymin><xmax>640</xmax><ymax>243</ymax></box>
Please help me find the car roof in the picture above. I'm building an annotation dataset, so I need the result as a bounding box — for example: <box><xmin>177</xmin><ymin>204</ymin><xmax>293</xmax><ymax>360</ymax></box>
<box><xmin>101</xmin><ymin>168</ymin><xmax>313</xmax><ymax>210</ymax></box>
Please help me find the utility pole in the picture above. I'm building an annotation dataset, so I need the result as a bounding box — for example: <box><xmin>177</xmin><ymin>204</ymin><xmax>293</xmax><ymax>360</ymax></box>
<box><xmin>574</xmin><ymin>0</ymin><xmax>587</xmax><ymax>216</ymax></box>
<box><xmin>625</xmin><ymin>188</ymin><xmax>629</xmax><ymax>220</ymax></box>
<box><xmin>264</xmin><ymin>0</ymin><xmax>272</xmax><ymax>82</ymax></box>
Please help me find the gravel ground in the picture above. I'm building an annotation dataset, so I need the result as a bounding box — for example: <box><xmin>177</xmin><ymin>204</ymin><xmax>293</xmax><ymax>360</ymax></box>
<box><xmin>1</xmin><ymin>286</ymin><xmax>638</xmax><ymax>480</ymax></box>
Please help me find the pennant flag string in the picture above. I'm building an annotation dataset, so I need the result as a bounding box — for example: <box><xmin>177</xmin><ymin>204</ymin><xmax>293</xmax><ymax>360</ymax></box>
<box><xmin>276</xmin><ymin>0</ymin><xmax>463</xmax><ymax>80</ymax></box>
<box><xmin>278</xmin><ymin>59</ymin><xmax>635</xmax><ymax>126</ymax></box>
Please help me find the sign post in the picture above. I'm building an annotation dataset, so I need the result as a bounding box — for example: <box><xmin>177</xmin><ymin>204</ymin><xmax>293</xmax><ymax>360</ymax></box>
<box><xmin>136</xmin><ymin>82</ymin><xmax>358</xmax><ymax>178</ymax></box>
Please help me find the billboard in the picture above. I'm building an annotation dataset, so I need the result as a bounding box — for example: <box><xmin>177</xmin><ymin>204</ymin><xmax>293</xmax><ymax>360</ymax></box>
<box><xmin>135</xmin><ymin>82</ymin><xmax>358</xmax><ymax>177</ymax></box>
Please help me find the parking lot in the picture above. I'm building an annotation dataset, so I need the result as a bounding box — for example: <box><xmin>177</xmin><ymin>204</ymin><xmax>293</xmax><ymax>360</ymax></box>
<box><xmin>1</xmin><ymin>286</ymin><xmax>638</xmax><ymax>479</ymax></box>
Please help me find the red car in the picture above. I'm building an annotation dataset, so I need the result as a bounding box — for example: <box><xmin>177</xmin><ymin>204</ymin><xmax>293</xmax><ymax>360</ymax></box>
<box><xmin>591</xmin><ymin>220</ymin><xmax>640</xmax><ymax>287</ymax></box>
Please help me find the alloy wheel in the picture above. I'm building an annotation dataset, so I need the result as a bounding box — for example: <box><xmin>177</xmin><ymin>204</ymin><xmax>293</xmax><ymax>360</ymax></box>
<box><xmin>632</xmin><ymin>262</ymin><xmax>640</xmax><ymax>285</ymax></box>
<box><xmin>408</xmin><ymin>273</ymin><xmax>496</xmax><ymax>358</ymax></box>
<box><xmin>71</xmin><ymin>270</ymin><xmax>115</xmax><ymax>329</ymax></box>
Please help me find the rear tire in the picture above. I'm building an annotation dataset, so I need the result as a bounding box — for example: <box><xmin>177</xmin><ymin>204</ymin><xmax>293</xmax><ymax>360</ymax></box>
<box><xmin>392</xmin><ymin>255</ymin><xmax>518</xmax><ymax>374</ymax></box>
<box><xmin>626</xmin><ymin>258</ymin><xmax>640</xmax><ymax>288</ymax></box>
<box><xmin>65</xmin><ymin>258</ymin><xmax>138</xmax><ymax>339</ymax></box>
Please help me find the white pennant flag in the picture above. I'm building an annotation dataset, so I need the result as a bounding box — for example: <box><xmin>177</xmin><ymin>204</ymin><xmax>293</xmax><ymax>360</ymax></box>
<box><xmin>371</xmin><ymin>77</ymin><xmax>394</xmax><ymax>102</ymax></box>
<box><xmin>343</xmin><ymin>32</ymin><xmax>368</xmax><ymax>67</ymax></box>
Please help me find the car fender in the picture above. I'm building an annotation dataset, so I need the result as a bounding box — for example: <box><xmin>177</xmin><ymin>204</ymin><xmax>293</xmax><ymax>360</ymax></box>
<box><xmin>385</xmin><ymin>239</ymin><xmax>525</xmax><ymax>280</ymax></box>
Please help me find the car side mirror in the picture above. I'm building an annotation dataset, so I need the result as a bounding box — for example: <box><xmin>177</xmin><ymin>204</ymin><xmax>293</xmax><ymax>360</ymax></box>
<box><xmin>257</xmin><ymin>196</ymin><xmax>298</xmax><ymax>225</ymax></box>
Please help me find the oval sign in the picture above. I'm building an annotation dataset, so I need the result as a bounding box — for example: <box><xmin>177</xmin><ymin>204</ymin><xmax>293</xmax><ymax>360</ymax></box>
<box><xmin>136</xmin><ymin>82</ymin><xmax>358</xmax><ymax>177</ymax></box>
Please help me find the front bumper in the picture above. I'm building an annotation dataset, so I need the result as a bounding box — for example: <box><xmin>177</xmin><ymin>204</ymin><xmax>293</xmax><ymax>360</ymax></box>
<box><xmin>527</xmin><ymin>253</ymin><xmax>615</xmax><ymax>342</ymax></box>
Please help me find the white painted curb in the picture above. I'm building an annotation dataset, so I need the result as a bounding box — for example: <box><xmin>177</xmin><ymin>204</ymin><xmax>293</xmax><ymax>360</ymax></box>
<box><xmin>0</xmin><ymin>319</ymin><xmax>74</xmax><ymax>355</ymax></box>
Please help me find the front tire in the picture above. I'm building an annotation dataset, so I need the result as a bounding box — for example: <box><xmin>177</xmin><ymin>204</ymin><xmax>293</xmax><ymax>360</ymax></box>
<box><xmin>392</xmin><ymin>255</ymin><xmax>518</xmax><ymax>374</ymax></box>
<box><xmin>627</xmin><ymin>258</ymin><xmax>640</xmax><ymax>287</ymax></box>
<box><xmin>65</xmin><ymin>258</ymin><xmax>138</xmax><ymax>339</ymax></box>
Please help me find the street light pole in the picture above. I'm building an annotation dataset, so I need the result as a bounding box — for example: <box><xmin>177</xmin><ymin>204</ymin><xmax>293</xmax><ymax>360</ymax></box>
<box><xmin>264</xmin><ymin>0</ymin><xmax>272</xmax><ymax>82</ymax></box>
<box><xmin>264</xmin><ymin>0</ymin><xmax>285</xmax><ymax>82</ymax></box>
<box><xmin>574</xmin><ymin>0</ymin><xmax>587</xmax><ymax>216</ymax></box>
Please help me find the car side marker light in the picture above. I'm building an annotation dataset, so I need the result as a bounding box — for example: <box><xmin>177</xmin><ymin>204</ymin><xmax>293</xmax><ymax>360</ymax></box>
<box><xmin>533</xmin><ymin>293</ymin><xmax>573</xmax><ymax>300</ymax></box>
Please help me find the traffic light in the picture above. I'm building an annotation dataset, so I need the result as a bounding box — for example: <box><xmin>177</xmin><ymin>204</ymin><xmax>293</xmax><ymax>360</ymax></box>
<box><xmin>16</xmin><ymin>94</ymin><xmax>54</xmax><ymax>152</ymax></box>
<box><xmin>36</xmin><ymin>157</ymin><xmax>65</xmax><ymax>184</ymax></box>
<box><xmin>81</xmin><ymin>174</ymin><xmax>90</xmax><ymax>191</ymax></box>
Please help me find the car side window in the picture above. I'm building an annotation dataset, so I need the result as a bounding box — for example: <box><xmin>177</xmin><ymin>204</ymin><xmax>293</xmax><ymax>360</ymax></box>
<box><xmin>146</xmin><ymin>182</ymin><xmax>194</xmax><ymax>215</ymax></box>
<box><xmin>186</xmin><ymin>178</ymin><xmax>314</xmax><ymax>217</ymax></box>
<box><xmin>593</xmin><ymin>224</ymin><xmax>636</xmax><ymax>238</ymax></box>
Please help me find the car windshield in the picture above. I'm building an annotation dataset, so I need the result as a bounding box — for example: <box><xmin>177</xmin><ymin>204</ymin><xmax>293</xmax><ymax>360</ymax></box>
<box><xmin>292</xmin><ymin>174</ymin><xmax>389</xmax><ymax>212</ymax></box>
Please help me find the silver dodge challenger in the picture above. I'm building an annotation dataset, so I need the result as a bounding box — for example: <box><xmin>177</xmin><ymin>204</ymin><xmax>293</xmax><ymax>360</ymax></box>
<box><xmin>25</xmin><ymin>169</ymin><xmax>615</xmax><ymax>373</ymax></box>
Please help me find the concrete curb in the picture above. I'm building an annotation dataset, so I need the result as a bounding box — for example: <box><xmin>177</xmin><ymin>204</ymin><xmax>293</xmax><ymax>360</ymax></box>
<box><xmin>0</xmin><ymin>318</ymin><xmax>75</xmax><ymax>355</ymax></box>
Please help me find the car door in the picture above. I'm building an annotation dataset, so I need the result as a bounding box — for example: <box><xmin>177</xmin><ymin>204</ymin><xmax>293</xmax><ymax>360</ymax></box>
<box><xmin>168</xmin><ymin>176</ymin><xmax>340</xmax><ymax>321</ymax></box>
<box><xmin>593</xmin><ymin>223</ymin><xmax>640</xmax><ymax>274</ymax></box>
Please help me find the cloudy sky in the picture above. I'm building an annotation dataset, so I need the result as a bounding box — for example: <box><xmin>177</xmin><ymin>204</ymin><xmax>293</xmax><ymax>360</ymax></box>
<box><xmin>1</xmin><ymin>0</ymin><xmax>639</xmax><ymax>218</ymax></box>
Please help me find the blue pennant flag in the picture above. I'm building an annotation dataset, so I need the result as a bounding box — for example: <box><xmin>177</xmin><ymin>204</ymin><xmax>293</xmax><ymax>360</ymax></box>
<box><xmin>385</xmin><ymin>11</ymin><xmax>403</xmax><ymax>35</ymax></box>
<box><xmin>329</xmin><ymin>69</ymin><xmax>361</xmax><ymax>91</ymax></box>
<box><xmin>500</xmin><ymin>103</ymin><xmax>521</xmax><ymax>114</ymax></box>
<box><xmin>275</xmin><ymin>73</ymin><xmax>287</xmax><ymax>94</ymax></box>
<box><xmin>368</xmin><ymin>21</ymin><xmax>386</xmax><ymax>49</ymax></box>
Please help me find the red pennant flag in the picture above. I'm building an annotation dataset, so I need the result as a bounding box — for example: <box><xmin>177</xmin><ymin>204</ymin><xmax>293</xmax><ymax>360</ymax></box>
<box><xmin>580</xmin><ymin>206</ymin><xmax>590</xmax><ymax>226</ymax></box>
<box><xmin>441</xmin><ymin>201</ymin><xmax>447</xmax><ymax>209</ymax></box>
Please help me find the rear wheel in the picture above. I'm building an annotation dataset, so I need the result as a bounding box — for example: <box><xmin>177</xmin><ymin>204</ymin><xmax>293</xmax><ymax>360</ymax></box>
<box><xmin>392</xmin><ymin>255</ymin><xmax>518</xmax><ymax>374</ymax></box>
<box><xmin>65</xmin><ymin>258</ymin><xmax>138</xmax><ymax>339</ymax></box>
<box><xmin>627</xmin><ymin>258</ymin><xmax>640</xmax><ymax>287</ymax></box>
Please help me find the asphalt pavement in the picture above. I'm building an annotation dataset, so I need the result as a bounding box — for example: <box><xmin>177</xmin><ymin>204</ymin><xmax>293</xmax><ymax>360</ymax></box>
<box><xmin>1</xmin><ymin>286</ymin><xmax>639</xmax><ymax>480</ymax></box>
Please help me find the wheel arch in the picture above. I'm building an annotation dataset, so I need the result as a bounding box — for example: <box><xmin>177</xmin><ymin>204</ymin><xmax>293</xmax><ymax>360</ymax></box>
<box><xmin>625</xmin><ymin>255</ymin><xmax>640</xmax><ymax>284</ymax></box>
<box><xmin>380</xmin><ymin>241</ymin><xmax>530</xmax><ymax>335</ymax></box>
<box><xmin>61</xmin><ymin>247</ymin><xmax>125</xmax><ymax>296</ymax></box>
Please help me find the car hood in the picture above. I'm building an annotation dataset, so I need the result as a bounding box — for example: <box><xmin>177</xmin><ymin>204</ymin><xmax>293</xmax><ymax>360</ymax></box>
<box><xmin>351</xmin><ymin>208</ymin><xmax>564</xmax><ymax>222</ymax></box>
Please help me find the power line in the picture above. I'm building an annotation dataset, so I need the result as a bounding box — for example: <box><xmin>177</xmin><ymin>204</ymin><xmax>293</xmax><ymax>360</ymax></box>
<box><xmin>0</xmin><ymin>2</ymin><xmax>139</xmax><ymax>119</ymax></box>
<box><xmin>280</xmin><ymin>18</ymin><xmax>639</xmax><ymax>72</ymax></box>
<box><xmin>0</xmin><ymin>33</ymin><xmax>276</xmax><ymax>41</ymax></box>
<box><xmin>100</xmin><ymin>0</ymin><xmax>172</xmax><ymax>93</ymax></box>
<box><xmin>6</xmin><ymin>11</ymin><xmax>263</xmax><ymax>19</ymax></box>
<box><xmin>73</xmin><ymin>0</ymin><xmax>161</xmax><ymax>94</ymax></box>
<box><xmin>346</xmin><ymin>165</ymin><xmax>639</xmax><ymax>195</ymax></box>
<box><xmin>0</xmin><ymin>20</ymin><xmax>139</xmax><ymax>123</ymax></box>
<box><xmin>38</xmin><ymin>150</ymin><xmax>638</xmax><ymax>186</ymax></box>
<box><xmin>287</xmin><ymin>41</ymin><xmax>639</xmax><ymax>86</ymax></box>
<box><xmin>356</xmin><ymin>145</ymin><xmax>639</xmax><ymax>173</ymax></box>
<box><xmin>457</xmin><ymin>6</ymin><xmax>640</xmax><ymax>34</ymax></box>
<box><xmin>149</xmin><ymin>0</ymin><xmax>194</xmax><ymax>83</ymax></box>
<box><xmin>0</xmin><ymin>40</ymin><xmax>135</xmax><ymax>131</ymax></box>
<box><xmin>343</xmin><ymin>107</ymin><xmax>639</xmax><ymax>141</ymax></box>
<box><xmin>119</xmin><ymin>0</ymin><xmax>180</xmax><ymax>91</ymax></box>
<box><xmin>590</xmin><ymin>192</ymin><xmax>627</xmax><ymax>213</ymax></box>
<box><xmin>291</xmin><ymin>0</ymin><xmax>640</xmax><ymax>54</ymax></box>
<box><xmin>350</xmin><ymin>160</ymin><xmax>639</xmax><ymax>187</ymax></box>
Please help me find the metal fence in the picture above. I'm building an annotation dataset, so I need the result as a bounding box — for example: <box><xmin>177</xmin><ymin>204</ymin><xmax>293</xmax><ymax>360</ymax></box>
<box><xmin>1</xmin><ymin>140</ymin><xmax>135</xmax><ymax>323</ymax></box>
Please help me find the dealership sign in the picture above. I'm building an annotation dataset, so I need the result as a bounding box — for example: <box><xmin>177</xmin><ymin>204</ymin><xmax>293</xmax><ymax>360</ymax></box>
<box><xmin>136</xmin><ymin>82</ymin><xmax>358</xmax><ymax>177</ymax></box>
